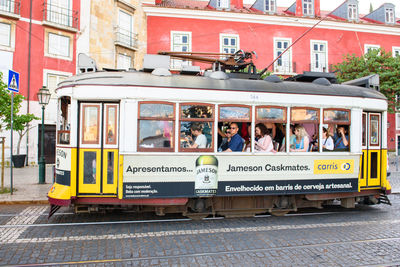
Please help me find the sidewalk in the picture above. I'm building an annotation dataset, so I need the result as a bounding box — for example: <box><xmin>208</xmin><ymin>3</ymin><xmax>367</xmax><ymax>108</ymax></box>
<box><xmin>0</xmin><ymin>160</ymin><xmax>399</xmax><ymax>205</ymax></box>
<box><xmin>0</xmin><ymin>165</ymin><xmax>53</xmax><ymax>204</ymax></box>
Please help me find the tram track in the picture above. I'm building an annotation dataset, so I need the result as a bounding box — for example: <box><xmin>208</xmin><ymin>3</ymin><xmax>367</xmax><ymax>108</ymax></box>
<box><xmin>0</xmin><ymin>209</ymin><xmax>368</xmax><ymax>228</ymax></box>
<box><xmin>7</xmin><ymin>235</ymin><xmax>400</xmax><ymax>266</ymax></box>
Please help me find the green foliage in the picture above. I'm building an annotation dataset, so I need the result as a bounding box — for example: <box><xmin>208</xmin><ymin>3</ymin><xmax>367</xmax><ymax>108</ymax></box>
<box><xmin>0</xmin><ymin>72</ymin><xmax>39</xmax><ymax>154</ymax></box>
<box><xmin>333</xmin><ymin>49</ymin><xmax>400</xmax><ymax>113</ymax></box>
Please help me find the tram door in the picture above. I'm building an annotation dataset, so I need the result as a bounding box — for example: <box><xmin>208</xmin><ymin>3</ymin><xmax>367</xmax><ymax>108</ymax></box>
<box><xmin>360</xmin><ymin>112</ymin><xmax>381</xmax><ymax>188</ymax></box>
<box><xmin>78</xmin><ymin>103</ymin><xmax>119</xmax><ymax>195</ymax></box>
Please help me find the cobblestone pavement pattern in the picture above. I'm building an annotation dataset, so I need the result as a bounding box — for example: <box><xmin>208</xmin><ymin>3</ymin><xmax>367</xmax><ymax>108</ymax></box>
<box><xmin>0</xmin><ymin>194</ymin><xmax>399</xmax><ymax>266</ymax></box>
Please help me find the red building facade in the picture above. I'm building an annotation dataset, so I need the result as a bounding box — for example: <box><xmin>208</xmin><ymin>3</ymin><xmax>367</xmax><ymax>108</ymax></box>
<box><xmin>0</xmin><ymin>0</ymin><xmax>80</xmax><ymax>164</ymax></box>
<box><xmin>144</xmin><ymin>0</ymin><xmax>400</xmax><ymax>152</ymax></box>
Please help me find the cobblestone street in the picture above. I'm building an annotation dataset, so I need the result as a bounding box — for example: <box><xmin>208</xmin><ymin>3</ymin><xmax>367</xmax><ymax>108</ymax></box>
<box><xmin>0</xmin><ymin>194</ymin><xmax>400</xmax><ymax>266</ymax></box>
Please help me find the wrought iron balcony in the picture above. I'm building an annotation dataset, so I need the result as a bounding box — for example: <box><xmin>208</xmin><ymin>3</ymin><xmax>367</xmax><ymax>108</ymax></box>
<box><xmin>115</xmin><ymin>26</ymin><xmax>138</xmax><ymax>50</ymax></box>
<box><xmin>274</xmin><ymin>61</ymin><xmax>296</xmax><ymax>74</ymax></box>
<box><xmin>0</xmin><ymin>0</ymin><xmax>20</xmax><ymax>16</ymax></box>
<box><xmin>43</xmin><ymin>1</ymin><xmax>78</xmax><ymax>30</ymax></box>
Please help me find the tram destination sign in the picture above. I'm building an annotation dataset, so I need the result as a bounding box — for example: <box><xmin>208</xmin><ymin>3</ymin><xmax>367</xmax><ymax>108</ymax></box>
<box><xmin>122</xmin><ymin>155</ymin><xmax>359</xmax><ymax>199</ymax></box>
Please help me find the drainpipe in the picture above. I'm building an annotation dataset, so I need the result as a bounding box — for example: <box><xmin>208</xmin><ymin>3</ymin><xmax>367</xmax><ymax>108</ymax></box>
<box><xmin>25</xmin><ymin>0</ymin><xmax>33</xmax><ymax>166</ymax></box>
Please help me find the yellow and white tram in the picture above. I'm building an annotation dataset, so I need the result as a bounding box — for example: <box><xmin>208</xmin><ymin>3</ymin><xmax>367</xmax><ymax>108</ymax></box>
<box><xmin>48</xmin><ymin>64</ymin><xmax>391</xmax><ymax>217</ymax></box>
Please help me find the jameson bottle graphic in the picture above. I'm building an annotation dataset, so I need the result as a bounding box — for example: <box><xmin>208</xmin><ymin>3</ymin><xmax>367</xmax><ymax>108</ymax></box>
<box><xmin>195</xmin><ymin>155</ymin><xmax>218</xmax><ymax>196</ymax></box>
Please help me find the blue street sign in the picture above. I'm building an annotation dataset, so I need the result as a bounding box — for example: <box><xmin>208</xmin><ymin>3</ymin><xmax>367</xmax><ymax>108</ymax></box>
<box><xmin>8</xmin><ymin>70</ymin><xmax>19</xmax><ymax>93</ymax></box>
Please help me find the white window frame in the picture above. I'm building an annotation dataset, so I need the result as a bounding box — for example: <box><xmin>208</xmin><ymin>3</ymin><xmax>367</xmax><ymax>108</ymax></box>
<box><xmin>217</xmin><ymin>0</ymin><xmax>229</xmax><ymax>9</ymax></box>
<box><xmin>310</xmin><ymin>40</ymin><xmax>328</xmax><ymax>72</ymax></box>
<box><xmin>385</xmin><ymin>8</ymin><xmax>395</xmax><ymax>24</ymax></box>
<box><xmin>43</xmin><ymin>69</ymin><xmax>72</xmax><ymax>99</ymax></box>
<box><xmin>47</xmin><ymin>32</ymin><xmax>71</xmax><ymax>59</ymax></box>
<box><xmin>392</xmin><ymin>46</ymin><xmax>400</xmax><ymax>58</ymax></box>
<box><xmin>364</xmin><ymin>44</ymin><xmax>380</xmax><ymax>55</ymax></box>
<box><xmin>0</xmin><ymin>22</ymin><xmax>11</xmax><ymax>47</ymax></box>
<box><xmin>170</xmin><ymin>31</ymin><xmax>192</xmax><ymax>70</ymax></box>
<box><xmin>273</xmin><ymin>37</ymin><xmax>293</xmax><ymax>74</ymax></box>
<box><xmin>219</xmin><ymin>34</ymin><xmax>239</xmax><ymax>55</ymax></box>
<box><xmin>303</xmin><ymin>0</ymin><xmax>314</xmax><ymax>16</ymax></box>
<box><xmin>348</xmin><ymin>3</ymin><xmax>357</xmax><ymax>20</ymax></box>
<box><xmin>117</xmin><ymin>53</ymin><xmax>132</xmax><ymax>70</ymax></box>
<box><xmin>264</xmin><ymin>0</ymin><xmax>276</xmax><ymax>13</ymax></box>
<box><xmin>396</xmin><ymin>113</ymin><xmax>400</xmax><ymax>130</ymax></box>
<box><xmin>117</xmin><ymin>9</ymin><xmax>134</xmax><ymax>48</ymax></box>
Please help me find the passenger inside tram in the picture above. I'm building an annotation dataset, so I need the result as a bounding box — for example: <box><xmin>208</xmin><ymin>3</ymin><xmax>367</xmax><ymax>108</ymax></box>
<box><xmin>334</xmin><ymin>125</ymin><xmax>349</xmax><ymax>151</ymax></box>
<box><xmin>223</xmin><ymin>122</ymin><xmax>244</xmax><ymax>152</ymax></box>
<box><xmin>254</xmin><ymin>123</ymin><xmax>274</xmax><ymax>152</ymax></box>
<box><xmin>289</xmin><ymin>125</ymin><xmax>310</xmax><ymax>152</ymax></box>
<box><xmin>186</xmin><ymin>123</ymin><xmax>208</xmax><ymax>148</ymax></box>
<box><xmin>321</xmin><ymin>127</ymin><xmax>334</xmax><ymax>151</ymax></box>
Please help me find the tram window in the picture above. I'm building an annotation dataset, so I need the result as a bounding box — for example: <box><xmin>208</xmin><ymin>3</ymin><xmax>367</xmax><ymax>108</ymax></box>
<box><xmin>82</xmin><ymin>104</ymin><xmax>101</xmax><ymax>145</ymax></box>
<box><xmin>219</xmin><ymin>105</ymin><xmax>251</xmax><ymax>152</ymax></box>
<box><xmin>180</xmin><ymin>103</ymin><xmax>214</xmax><ymax>152</ymax></box>
<box><xmin>323</xmin><ymin>109</ymin><xmax>350</xmax><ymax>152</ymax></box>
<box><xmin>57</xmin><ymin>96</ymin><xmax>71</xmax><ymax>145</ymax></box>
<box><xmin>370</xmin><ymin>114</ymin><xmax>380</xmax><ymax>146</ymax></box>
<box><xmin>256</xmin><ymin>106</ymin><xmax>286</xmax><ymax>152</ymax></box>
<box><xmin>290</xmin><ymin>108</ymin><xmax>319</xmax><ymax>152</ymax></box>
<box><xmin>83</xmin><ymin>151</ymin><xmax>96</xmax><ymax>184</ymax></box>
<box><xmin>138</xmin><ymin>102</ymin><xmax>175</xmax><ymax>152</ymax></box>
<box><xmin>105</xmin><ymin>105</ymin><xmax>118</xmax><ymax>145</ymax></box>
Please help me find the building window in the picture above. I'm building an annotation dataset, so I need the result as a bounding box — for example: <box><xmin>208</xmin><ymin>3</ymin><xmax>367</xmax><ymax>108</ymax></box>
<box><xmin>265</xmin><ymin>0</ymin><xmax>276</xmax><ymax>12</ymax></box>
<box><xmin>303</xmin><ymin>0</ymin><xmax>313</xmax><ymax>16</ymax></box>
<box><xmin>47</xmin><ymin>73</ymin><xmax>68</xmax><ymax>98</ymax></box>
<box><xmin>217</xmin><ymin>0</ymin><xmax>229</xmax><ymax>9</ymax></box>
<box><xmin>48</xmin><ymin>33</ymin><xmax>70</xmax><ymax>57</ymax></box>
<box><xmin>274</xmin><ymin>38</ymin><xmax>292</xmax><ymax>74</ymax></box>
<box><xmin>0</xmin><ymin>22</ymin><xmax>11</xmax><ymax>47</ymax></box>
<box><xmin>117</xmin><ymin>54</ymin><xmax>131</xmax><ymax>70</ymax></box>
<box><xmin>364</xmin><ymin>44</ymin><xmax>380</xmax><ymax>55</ymax></box>
<box><xmin>311</xmin><ymin>41</ymin><xmax>328</xmax><ymax>72</ymax></box>
<box><xmin>393</xmin><ymin>47</ymin><xmax>400</xmax><ymax>58</ymax></box>
<box><xmin>46</xmin><ymin>0</ymin><xmax>73</xmax><ymax>27</ymax></box>
<box><xmin>385</xmin><ymin>8</ymin><xmax>394</xmax><ymax>24</ymax></box>
<box><xmin>397</xmin><ymin>114</ymin><xmax>400</xmax><ymax>130</ymax></box>
<box><xmin>171</xmin><ymin>31</ymin><xmax>191</xmax><ymax>70</ymax></box>
<box><xmin>348</xmin><ymin>4</ymin><xmax>357</xmax><ymax>20</ymax></box>
<box><xmin>116</xmin><ymin>10</ymin><xmax>136</xmax><ymax>49</ymax></box>
<box><xmin>220</xmin><ymin>34</ymin><xmax>239</xmax><ymax>54</ymax></box>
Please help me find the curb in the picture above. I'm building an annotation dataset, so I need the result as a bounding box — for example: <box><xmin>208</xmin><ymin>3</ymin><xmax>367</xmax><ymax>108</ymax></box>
<box><xmin>0</xmin><ymin>200</ymin><xmax>49</xmax><ymax>205</ymax></box>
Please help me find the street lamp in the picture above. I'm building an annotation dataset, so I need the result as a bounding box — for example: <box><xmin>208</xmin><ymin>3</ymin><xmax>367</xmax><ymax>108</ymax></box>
<box><xmin>37</xmin><ymin>86</ymin><xmax>51</xmax><ymax>184</ymax></box>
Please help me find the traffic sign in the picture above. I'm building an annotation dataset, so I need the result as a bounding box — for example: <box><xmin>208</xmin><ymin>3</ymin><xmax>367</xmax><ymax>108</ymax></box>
<box><xmin>8</xmin><ymin>70</ymin><xmax>19</xmax><ymax>93</ymax></box>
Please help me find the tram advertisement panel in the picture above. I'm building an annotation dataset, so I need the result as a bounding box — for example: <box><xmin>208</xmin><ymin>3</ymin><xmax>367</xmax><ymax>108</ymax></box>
<box><xmin>122</xmin><ymin>155</ymin><xmax>359</xmax><ymax>198</ymax></box>
<box><xmin>55</xmin><ymin>147</ymin><xmax>72</xmax><ymax>186</ymax></box>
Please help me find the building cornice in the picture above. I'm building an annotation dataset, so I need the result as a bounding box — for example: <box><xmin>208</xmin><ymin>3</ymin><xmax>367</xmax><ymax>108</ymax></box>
<box><xmin>143</xmin><ymin>6</ymin><xmax>400</xmax><ymax>36</ymax></box>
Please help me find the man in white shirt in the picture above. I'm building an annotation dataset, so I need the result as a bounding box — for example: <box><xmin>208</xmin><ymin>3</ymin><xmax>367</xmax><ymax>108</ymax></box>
<box><xmin>188</xmin><ymin>123</ymin><xmax>207</xmax><ymax>148</ymax></box>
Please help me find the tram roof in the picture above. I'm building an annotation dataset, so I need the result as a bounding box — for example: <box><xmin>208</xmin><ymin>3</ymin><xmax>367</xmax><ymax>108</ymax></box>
<box><xmin>58</xmin><ymin>71</ymin><xmax>386</xmax><ymax>100</ymax></box>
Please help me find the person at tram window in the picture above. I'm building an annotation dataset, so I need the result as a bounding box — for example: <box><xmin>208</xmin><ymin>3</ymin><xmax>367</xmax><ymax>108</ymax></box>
<box><xmin>254</xmin><ymin>123</ymin><xmax>274</xmax><ymax>152</ymax></box>
<box><xmin>218</xmin><ymin>128</ymin><xmax>231</xmax><ymax>152</ymax></box>
<box><xmin>265</xmin><ymin>122</ymin><xmax>284</xmax><ymax>147</ymax></box>
<box><xmin>322</xmin><ymin>127</ymin><xmax>334</xmax><ymax>151</ymax></box>
<box><xmin>289</xmin><ymin>125</ymin><xmax>310</xmax><ymax>152</ymax></box>
<box><xmin>223</xmin><ymin>122</ymin><xmax>244</xmax><ymax>152</ymax></box>
<box><xmin>334</xmin><ymin>125</ymin><xmax>349</xmax><ymax>150</ymax></box>
<box><xmin>186</xmin><ymin>123</ymin><xmax>207</xmax><ymax>148</ymax></box>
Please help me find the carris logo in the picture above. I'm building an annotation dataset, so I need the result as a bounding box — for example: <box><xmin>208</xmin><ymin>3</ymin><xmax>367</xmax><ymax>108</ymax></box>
<box><xmin>341</xmin><ymin>163</ymin><xmax>351</xmax><ymax>171</ymax></box>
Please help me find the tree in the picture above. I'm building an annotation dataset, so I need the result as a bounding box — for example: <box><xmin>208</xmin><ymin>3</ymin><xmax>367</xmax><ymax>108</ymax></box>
<box><xmin>333</xmin><ymin>49</ymin><xmax>400</xmax><ymax>113</ymax></box>
<box><xmin>0</xmin><ymin>72</ymin><xmax>39</xmax><ymax>154</ymax></box>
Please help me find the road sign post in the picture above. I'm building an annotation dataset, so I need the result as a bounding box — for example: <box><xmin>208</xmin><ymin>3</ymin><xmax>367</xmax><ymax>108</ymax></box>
<box><xmin>8</xmin><ymin>70</ymin><xmax>20</xmax><ymax>195</ymax></box>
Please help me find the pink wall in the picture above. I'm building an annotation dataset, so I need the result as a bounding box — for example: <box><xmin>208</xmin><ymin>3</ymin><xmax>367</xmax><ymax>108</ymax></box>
<box><xmin>148</xmin><ymin>16</ymin><xmax>400</xmax><ymax>73</ymax></box>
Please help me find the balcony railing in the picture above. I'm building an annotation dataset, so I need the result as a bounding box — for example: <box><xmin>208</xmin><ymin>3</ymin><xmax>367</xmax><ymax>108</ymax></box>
<box><xmin>115</xmin><ymin>26</ymin><xmax>138</xmax><ymax>50</ymax></box>
<box><xmin>308</xmin><ymin>63</ymin><xmax>334</xmax><ymax>73</ymax></box>
<box><xmin>43</xmin><ymin>1</ymin><xmax>78</xmax><ymax>29</ymax></box>
<box><xmin>0</xmin><ymin>0</ymin><xmax>20</xmax><ymax>16</ymax></box>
